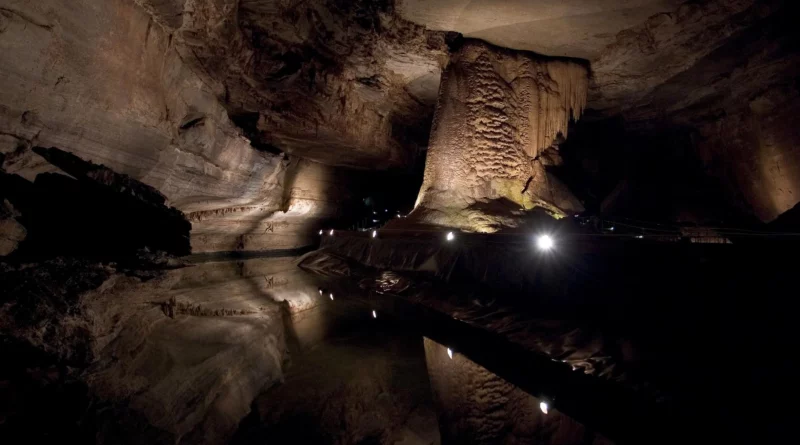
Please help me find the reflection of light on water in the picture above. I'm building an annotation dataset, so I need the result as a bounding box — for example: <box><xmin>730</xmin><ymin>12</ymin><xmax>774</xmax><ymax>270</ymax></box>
<box><xmin>447</xmin><ymin>348</ymin><xmax>453</xmax><ymax>359</ymax></box>
<box><xmin>372</xmin><ymin>310</ymin><xmax>377</xmax><ymax>318</ymax></box>
<box><xmin>539</xmin><ymin>401</ymin><xmax>549</xmax><ymax>414</ymax></box>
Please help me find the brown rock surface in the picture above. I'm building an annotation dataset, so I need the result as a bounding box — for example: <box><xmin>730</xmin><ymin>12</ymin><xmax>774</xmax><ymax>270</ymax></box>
<box><xmin>400</xmin><ymin>0</ymin><xmax>800</xmax><ymax>223</ymax></box>
<box><xmin>0</xmin><ymin>0</ymin><xmax>383</xmax><ymax>252</ymax></box>
<box><xmin>399</xmin><ymin>0</ymin><xmax>685</xmax><ymax>60</ymax></box>
<box><xmin>410</xmin><ymin>40</ymin><xmax>587</xmax><ymax>231</ymax></box>
<box><xmin>0</xmin><ymin>199</ymin><xmax>25</xmax><ymax>256</ymax></box>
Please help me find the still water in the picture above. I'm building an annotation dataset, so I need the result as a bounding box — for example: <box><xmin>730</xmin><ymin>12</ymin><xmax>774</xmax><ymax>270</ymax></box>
<box><xmin>172</xmin><ymin>256</ymin><xmax>601</xmax><ymax>445</ymax></box>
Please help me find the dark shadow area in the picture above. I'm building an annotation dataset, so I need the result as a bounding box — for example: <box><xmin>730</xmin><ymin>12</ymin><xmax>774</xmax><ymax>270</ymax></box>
<box><xmin>313</xmin><ymin>230</ymin><xmax>797</xmax><ymax>444</ymax></box>
<box><xmin>556</xmin><ymin>115</ymin><xmax>762</xmax><ymax>226</ymax></box>
<box><xmin>1</xmin><ymin>147</ymin><xmax>190</xmax><ymax>262</ymax></box>
<box><xmin>232</xmin><ymin>309</ymin><xmax>437</xmax><ymax>445</ymax></box>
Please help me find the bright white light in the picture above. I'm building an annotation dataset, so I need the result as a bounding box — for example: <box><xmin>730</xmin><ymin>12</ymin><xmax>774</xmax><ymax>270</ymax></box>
<box><xmin>372</xmin><ymin>310</ymin><xmax>377</xmax><ymax>318</ymax></box>
<box><xmin>372</xmin><ymin>230</ymin><xmax>377</xmax><ymax>238</ymax></box>
<box><xmin>319</xmin><ymin>289</ymin><xmax>323</xmax><ymax>295</ymax></box>
<box><xmin>540</xmin><ymin>401</ymin><xmax>549</xmax><ymax>414</ymax></box>
<box><xmin>636</xmin><ymin>235</ymin><xmax>643</xmax><ymax>239</ymax></box>
<box><xmin>447</xmin><ymin>348</ymin><xmax>453</xmax><ymax>359</ymax></box>
<box><xmin>329</xmin><ymin>293</ymin><xmax>334</xmax><ymax>301</ymax></box>
<box><xmin>610</xmin><ymin>226</ymin><xmax>615</xmax><ymax>231</ymax></box>
<box><xmin>373</xmin><ymin>219</ymin><xmax>379</xmax><ymax>222</ymax></box>
<box><xmin>537</xmin><ymin>234</ymin><xmax>554</xmax><ymax>251</ymax></box>
<box><xmin>329</xmin><ymin>229</ymin><xmax>334</xmax><ymax>236</ymax></box>
<box><xmin>446</xmin><ymin>232</ymin><xmax>455</xmax><ymax>242</ymax></box>
<box><xmin>319</xmin><ymin>230</ymin><xmax>323</xmax><ymax>235</ymax></box>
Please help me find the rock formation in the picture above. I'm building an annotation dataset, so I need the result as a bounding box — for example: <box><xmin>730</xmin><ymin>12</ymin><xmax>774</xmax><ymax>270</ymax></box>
<box><xmin>400</xmin><ymin>0</ymin><xmax>800</xmax><ymax>225</ymax></box>
<box><xmin>410</xmin><ymin>40</ymin><xmax>587</xmax><ymax>231</ymax></box>
<box><xmin>0</xmin><ymin>198</ymin><xmax>25</xmax><ymax>255</ymax></box>
<box><xmin>2</xmin><ymin>0</ymin><xmax>800</xmax><ymax>443</ymax></box>
<box><xmin>0</xmin><ymin>0</ymin><xmax>432</xmax><ymax>254</ymax></box>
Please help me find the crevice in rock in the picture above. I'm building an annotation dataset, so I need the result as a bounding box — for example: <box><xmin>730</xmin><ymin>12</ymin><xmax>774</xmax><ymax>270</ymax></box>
<box><xmin>179</xmin><ymin>113</ymin><xmax>205</xmax><ymax>130</ymax></box>
<box><xmin>520</xmin><ymin>176</ymin><xmax>533</xmax><ymax>195</ymax></box>
<box><xmin>229</xmin><ymin>112</ymin><xmax>285</xmax><ymax>155</ymax></box>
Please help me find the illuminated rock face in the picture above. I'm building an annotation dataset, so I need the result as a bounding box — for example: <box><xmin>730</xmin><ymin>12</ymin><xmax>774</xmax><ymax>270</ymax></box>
<box><xmin>411</xmin><ymin>40</ymin><xmax>586</xmax><ymax>231</ymax></box>
<box><xmin>0</xmin><ymin>0</ymin><xmax>367</xmax><ymax>253</ymax></box>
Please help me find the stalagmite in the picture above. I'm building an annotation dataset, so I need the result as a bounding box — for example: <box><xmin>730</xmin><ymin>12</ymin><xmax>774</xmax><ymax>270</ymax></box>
<box><xmin>410</xmin><ymin>40</ymin><xmax>588</xmax><ymax>231</ymax></box>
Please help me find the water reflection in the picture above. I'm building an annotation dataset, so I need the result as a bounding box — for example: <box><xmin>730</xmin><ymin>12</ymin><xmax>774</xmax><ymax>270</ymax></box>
<box><xmin>137</xmin><ymin>257</ymin><xmax>623</xmax><ymax>444</ymax></box>
<box><xmin>175</xmin><ymin>257</ymin><xmax>440</xmax><ymax>444</ymax></box>
<box><xmin>424</xmin><ymin>338</ymin><xmax>612</xmax><ymax>445</ymax></box>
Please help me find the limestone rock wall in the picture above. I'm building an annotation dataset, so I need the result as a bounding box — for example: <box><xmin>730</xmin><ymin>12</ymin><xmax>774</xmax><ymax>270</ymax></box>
<box><xmin>140</xmin><ymin>0</ymin><xmax>449</xmax><ymax>169</ymax></box>
<box><xmin>695</xmin><ymin>94</ymin><xmax>800</xmax><ymax>222</ymax></box>
<box><xmin>0</xmin><ymin>0</ymin><xmax>363</xmax><ymax>253</ymax></box>
<box><xmin>411</xmin><ymin>40</ymin><xmax>586</xmax><ymax>231</ymax></box>
<box><xmin>188</xmin><ymin>158</ymin><xmax>364</xmax><ymax>253</ymax></box>
<box><xmin>588</xmin><ymin>0</ymin><xmax>800</xmax><ymax>223</ymax></box>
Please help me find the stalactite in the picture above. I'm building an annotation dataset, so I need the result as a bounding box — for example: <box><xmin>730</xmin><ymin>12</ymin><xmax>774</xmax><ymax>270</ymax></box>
<box><xmin>524</xmin><ymin>60</ymin><xmax>588</xmax><ymax>157</ymax></box>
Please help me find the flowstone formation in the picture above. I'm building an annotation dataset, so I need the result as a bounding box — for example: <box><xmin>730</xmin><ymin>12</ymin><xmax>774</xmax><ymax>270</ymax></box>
<box><xmin>410</xmin><ymin>40</ymin><xmax>588</xmax><ymax>232</ymax></box>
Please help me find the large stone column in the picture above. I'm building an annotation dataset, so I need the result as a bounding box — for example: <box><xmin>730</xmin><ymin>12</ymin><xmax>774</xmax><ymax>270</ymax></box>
<box><xmin>411</xmin><ymin>40</ymin><xmax>588</xmax><ymax>232</ymax></box>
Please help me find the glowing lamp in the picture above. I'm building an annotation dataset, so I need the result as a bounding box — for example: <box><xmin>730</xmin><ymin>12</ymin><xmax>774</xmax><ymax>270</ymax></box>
<box><xmin>372</xmin><ymin>310</ymin><xmax>377</xmax><ymax>319</ymax></box>
<box><xmin>447</xmin><ymin>348</ymin><xmax>453</xmax><ymax>359</ymax></box>
<box><xmin>372</xmin><ymin>230</ymin><xmax>377</xmax><ymax>238</ymax></box>
<box><xmin>329</xmin><ymin>293</ymin><xmax>334</xmax><ymax>301</ymax></box>
<box><xmin>537</xmin><ymin>234</ymin><xmax>554</xmax><ymax>251</ymax></box>
<box><xmin>446</xmin><ymin>232</ymin><xmax>455</xmax><ymax>242</ymax></box>
<box><xmin>329</xmin><ymin>229</ymin><xmax>334</xmax><ymax>236</ymax></box>
<box><xmin>540</xmin><ymin>401</ymin><xmax>549</xmax><ymax>414</ymax></box>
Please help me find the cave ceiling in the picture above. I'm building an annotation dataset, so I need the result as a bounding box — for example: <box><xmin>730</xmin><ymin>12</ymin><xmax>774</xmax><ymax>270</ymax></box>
<box><xmin>141</xmin><ymin>0</ymin><xmax>790</xmax><ymax>167</ymax></box>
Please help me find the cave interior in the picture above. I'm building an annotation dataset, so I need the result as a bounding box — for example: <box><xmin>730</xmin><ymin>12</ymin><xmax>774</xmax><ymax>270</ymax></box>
<box><xmin>1</xmin><ymin>1</ymin><xmax>799</xmax><ymax>444</ymax></box>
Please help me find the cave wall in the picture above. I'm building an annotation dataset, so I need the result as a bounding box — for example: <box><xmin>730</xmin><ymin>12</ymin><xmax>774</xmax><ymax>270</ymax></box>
<box><xmin>188</xmin><ymin>158</ymin><xmax>364</xmax><ymax>253</ymax></box>
<box><xmin>695</xmin><ymin>98</ymin><xmax>800</xmax><ymax>222</ymax></box>
<box><xmin>0</xmin><ymin>0</ymin><xmax>364</xmax><ymax>253</ymax></box>
<box><xmin>588</xmin><ymin>0</ymin><xmax>800</xmax><ymax>223</ymax></box>
<box><xmin>133</xmin><ymin>0</ymin><xmax>448</xmax><ymax>169</ymax></box>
